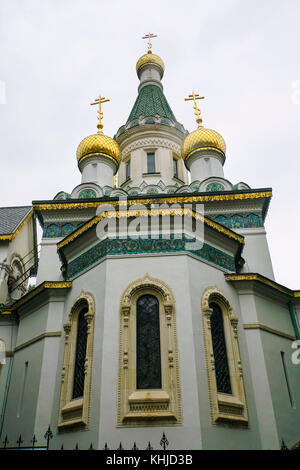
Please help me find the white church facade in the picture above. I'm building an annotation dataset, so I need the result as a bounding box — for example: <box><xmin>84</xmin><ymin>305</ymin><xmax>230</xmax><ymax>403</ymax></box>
<box><xmin>0</xmin><ymin>39</ymin><xmax>300</xmax><ymax>450</ymax></box>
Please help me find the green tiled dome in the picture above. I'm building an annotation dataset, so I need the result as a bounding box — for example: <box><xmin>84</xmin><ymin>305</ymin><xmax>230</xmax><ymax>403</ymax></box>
<box><xmin>127</xmin><ymin>84</ymin><xmax>176</xmax><ymax>122</ymax></box>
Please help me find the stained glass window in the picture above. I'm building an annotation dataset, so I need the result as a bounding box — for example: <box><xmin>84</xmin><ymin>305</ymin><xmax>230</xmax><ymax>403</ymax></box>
<box><xmin>210</xmin><ymin>302</ymin><xmax>232</xmax><ymax>394</ymax></box>
<box><xmin>72</xmin><ymin>307</ymin><xmax>88</xmax><ymax>399</ymax></box>
<box><xmin>136</xmin><ymin>295</ymin><xmax>162</xmax><ymax>389</ymax></box>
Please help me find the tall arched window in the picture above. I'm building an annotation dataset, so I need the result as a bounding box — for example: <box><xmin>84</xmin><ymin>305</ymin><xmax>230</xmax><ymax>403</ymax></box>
<box><xmin>118</xmin><ymin>274</ymin><xmax>182</xmax><ymax>426</ymax></box>
<box><xmin>58</xmin><ymin>293</ymin><xmax>95</xmax><ymax>430</ymax></box>
<box><xmin>210</xmin><ymin>302</ymin><xmax>232</xmax><ymax>394</ymax></box>
<box><xmin>202</xmin><ymin>287</ymin><xmax>248</xmax><ymax>425</ymax></box>
<box><xmin>136</xmin><ymin>295</ymin><xmax>161</xmax><ymax>389</ymax></box>
<box><xmin>72</xmin><ymin>307</ymin><xmax>88</xmax><ymax>399</ymax></box>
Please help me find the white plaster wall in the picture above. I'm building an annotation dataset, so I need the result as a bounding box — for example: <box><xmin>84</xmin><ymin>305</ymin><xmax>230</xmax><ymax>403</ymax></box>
<box><xmin>239</xmin><ymin>228</ymin><xmax>275</xmax><ymax>279</ymax></box>
<box><xmin>139</xmin><ymin>68</ymin><xmax>162</xmax><ymax>91</ymax></box>
<box><xmin>120</xmin><ymin>146</ymin><xmax>187</xmax><ymax>189</ymax></box>
<box><xmin>186</xmin><ymin>256</ymin><xmax>262</xmax><ymax>449</ymax></box>
<box><xmin>34</xmin><ymin>300</ymin><xmax>65</xmax><ymax>438</ymax></box>
<box><xmin>97</xmin><ymin>254</ymin><xmax>202</xmax><ymax>449</ymax></box>
<box><xmin>262</xmin><ymin>331</ymin><xmax>300</xmax><ymax>447</ymax></box>
<box><xmin>190</xmin><ymin>154</ymin><xmax>224</xmax><ymax>182</ymax></box>
<box><xmin>81</xmin><ymin>158</ymin><xmax>115</xmax><ymax>187</ymax></box>
<box><xmin>36</xmin><ymin>238</ymin><xmax>63</xmax><ymax>284</ymax></box>
<box><xmin>0</xmin><ymin>243</ymin><xmax>9</xmax><ymax>264</ymax></box>
<box><xmin>2</xmin><ymin>340</ymin><xmax>44</xmax><ymax>441</ymax></box>
<box><xmin>237</xmin><ymin>293</ymin><xmax>280</xmax><ymax>449</ymax></box>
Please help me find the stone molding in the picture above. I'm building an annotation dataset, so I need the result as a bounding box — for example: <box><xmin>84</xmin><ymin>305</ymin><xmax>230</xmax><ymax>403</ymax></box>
<box><xmin>201</xmin><ymin>286</ymin><xmax>248</xmax><ymax>426</ymax></box>
<box><xmin>122</xmin><ymin>138</ymin><xmax>181</xmax><ymax>159</ymax></box>
<box><xmin>118</xmin><ymin>274</ymin><xmax>182</xmax><ymax>426</ymax></box>
<box><xmin>58</xmin><ymin>291</ymin><xmax>95</xmax><ymax>430</ymax></box>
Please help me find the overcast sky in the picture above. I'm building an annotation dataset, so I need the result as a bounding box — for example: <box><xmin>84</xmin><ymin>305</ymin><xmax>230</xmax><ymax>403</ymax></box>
<box><xmin>0</xmin><ymin>0</ymin><xmax>299</xmax><ymax>288</ymax></box>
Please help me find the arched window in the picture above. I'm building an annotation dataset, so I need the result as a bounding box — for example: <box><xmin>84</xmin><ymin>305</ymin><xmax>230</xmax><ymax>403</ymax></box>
<box><xmin>58</xmin><ymin>294</ymin><xmax>95</xmax><ymax>430</ymax></box>
<box><xmin>202</xmin><ymin>288</ymin><xmax>248</xmax><ymax>425</ymax></box>
<box><xmin>118</xmin><ymin>274</ymin><xmax>182</xmax><ymax>426</ymax></box>
<box><xmin>72</xmin><ymin>307</ymin><xmax>88</xmax><ymax>399</ymax></box>
<box><xmin>136</xmin><ymin>295</ymin><xmax>161</xmax><ymax>389</ymax></box>
<box><xmin>210</xmin><ymin>302</ymin><xmax>232</xmax><ymax>394</ymax></box>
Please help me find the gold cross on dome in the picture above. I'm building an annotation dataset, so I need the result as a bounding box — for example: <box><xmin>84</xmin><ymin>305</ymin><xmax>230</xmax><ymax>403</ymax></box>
<box><xmin>90</xmin><ymin>95</ymin><xmax>110</xmax><ymax>134</ymax></box>
<box><xmin>184</xmin><ymin>92</ymin><xmax>205</xmax><ymax>128</ymax></box>
<box><xmin>142</xmin><ymin>32</ymin><xmax>157</xmax><ymax>53</ymax></box>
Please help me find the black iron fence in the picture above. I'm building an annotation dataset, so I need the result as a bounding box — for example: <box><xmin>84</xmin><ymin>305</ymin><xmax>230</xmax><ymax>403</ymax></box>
<box><xmin>1</xmin><ymin>426</ymin><xmax>298</xmax><ymax>450</ymax></box>
<box><xmin>0</xmin><ymin>425</ymin><xmax>170</xmax><ymax>451</ymax></box>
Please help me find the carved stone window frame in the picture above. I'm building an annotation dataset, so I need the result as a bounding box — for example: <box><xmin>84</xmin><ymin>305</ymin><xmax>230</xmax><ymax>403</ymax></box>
<box><xmin>58</xmin><ymin>292</ymin><xmax>95</xmax><ymax>430</ymax></box>
<box><xmin>118</xmin><ymin>274</ymin><xmax>182</xmax><ymax>426</ymax></box>
<box><xmin>201</xmin><ymin>287</ymin><xmax>248</xmax><ymax>426</ymax></box>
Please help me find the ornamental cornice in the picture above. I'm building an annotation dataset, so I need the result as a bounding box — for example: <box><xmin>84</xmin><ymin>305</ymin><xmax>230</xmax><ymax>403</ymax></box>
<box><xmin>57</xmin><ymin>208</ymin><xmax>244</xmax><ymax>249</ymax></box>
<box><xmin>43</xmin><ymin>213</ymin><xmax>96</xmax><ymax>224</ymax></box>
<box><xmin>122</xmin><ymin>138</ymin><xmax>181</xmax><ymax>159</ymax></box>
<box><xmin>10</xmin><ymin>281</ymin><xmax>72</xmax><ymax>311</ymax></box>
<box><xmin>33</xmin><ymin>190</ymin><xmax>272</xmax><ymax>212</ymax></box>
<box><xmin>225</xmin><ymin>273</ymin><xmax>298</xmax><ymax>297</ymax></box>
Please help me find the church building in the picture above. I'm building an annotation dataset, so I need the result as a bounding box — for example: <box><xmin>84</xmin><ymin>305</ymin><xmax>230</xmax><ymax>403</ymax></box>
<box><xmin>0</xmin><ymin>36</ymin><xmax>299</xmax><ymax>450</ymax></box>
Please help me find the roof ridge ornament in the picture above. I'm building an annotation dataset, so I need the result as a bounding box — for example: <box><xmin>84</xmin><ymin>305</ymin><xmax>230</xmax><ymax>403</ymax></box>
<box><xmin>90</xmin><ymin>95</ymin><xmax>110</xmax><ymax>134</ymax></box>
<box><xmin>184</xmin><ymin>92</ymin><xmax>205</xmax><ymax>128</ymax></box>
<box><xmin>142</xmin><ymin>32</ymin><xmax>158</xmax><ymax>54</ymax></box>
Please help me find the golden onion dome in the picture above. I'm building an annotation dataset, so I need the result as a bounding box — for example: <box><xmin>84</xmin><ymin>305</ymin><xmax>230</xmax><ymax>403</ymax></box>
<box><xmin>76</xmin><ymin>133</ymin><xmax>121</xmax><ymax>167</ymax></box>
<box><xmin>182</xmin><ymin>127</ymin><xmax>226</xmax><ymax>163</ymax></box>
<box><xmin>136</xmin><ymin>52</ymin><xmax>165</xmax><ymax>78</ymax></box>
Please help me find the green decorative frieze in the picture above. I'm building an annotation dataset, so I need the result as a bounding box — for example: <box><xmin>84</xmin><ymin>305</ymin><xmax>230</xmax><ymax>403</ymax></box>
<box><xmin>65</xmin><ymin>236</ymin><xmax>235</xmax><ymax>279</ymax></box>
<box><xmin>206</xmin><ymin>183</ymin><xmax>225</xmax><ymax>192</ymax></box>
<box><xmin>78</xmin><ymin>189</ymin><xmax>97</xmax><ymax>199</ymax></box>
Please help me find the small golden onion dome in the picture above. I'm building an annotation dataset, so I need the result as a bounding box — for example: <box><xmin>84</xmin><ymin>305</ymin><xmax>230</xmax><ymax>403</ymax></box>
<box><xmin>182</xmin><ymin>127</ymin><xmax>226</xmax><ymax>162</ymax></box>
<box><xmin>76</xmin><ymin>133</ymin><xmax>121</xmax><ymax>167</ymax></box>
<box><xmin>136</xmin><ymin>52</ymin><xmax>165</xmax><ymax>78</ymax></box>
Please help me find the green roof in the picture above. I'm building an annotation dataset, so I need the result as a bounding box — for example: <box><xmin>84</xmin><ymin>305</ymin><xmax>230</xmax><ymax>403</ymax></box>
<box><xmin>127</xmin><ymin>84</ymin><xmax>176</xmax><ymax>122</ymax></box>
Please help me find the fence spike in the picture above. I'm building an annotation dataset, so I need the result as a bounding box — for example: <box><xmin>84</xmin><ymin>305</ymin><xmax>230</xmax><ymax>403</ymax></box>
<box><xmin>132</xmin><ymin>442</ymin><xmax>138</xmax><ymax>450</ymax></box>
<box><xmin>31</xmin><ymin>434</ymin><xmax>37</xmax><ymax>450</ymax></box>
<box><xmin>281</xmin><ymin>439</ymin><xmax>288</xmax><ymax>450</ymax></box>
<box><xmin>17</xmin><ymin>435</ymin><xmax>23</xmax><ymax>448</ymax></box>
<box><xmin>89</xmin><ymin>443</ymin><xmax>94</xmax><ymax>450</ymax></box>
<box><xmin>160</xmin><ymin>432</ymin><xmax>169</xmax><ymax>450</ymax></box>
<box><xmin>61</xmin><ymin>444</ymin><xmax>64</xmax><ymax>450</ymax></box>
<box><xmin>146</xmin><ymin>441</ymin><xmax>153</xmax><ymax>450</ymax></box>
<box><xmin>44</xmin><ymin>425</ymin><xmax>53</xmax><ymax>450</ymax></box>
<box><xmin>117</xmin><ymin>442</ymin><xmax>123</xmax><ymax>450</ymax></box>
<box><xmin>3</xmin><ymin>435</ymin><xmax>9</xmax><ymax>449</ymax></box>
<box><xmin>75</xmin><ymin>443</ymin><xmax>79</xmax><ymax>450</ymax></box>
<box><xmin>103</xmin><ymin>443</ymin><xmax>109</xmax><ymax>450</ymax></box>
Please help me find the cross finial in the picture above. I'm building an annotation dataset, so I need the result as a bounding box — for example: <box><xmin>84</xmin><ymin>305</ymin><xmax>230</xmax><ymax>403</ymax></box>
<box><xmin>184</xmin><ymin>92</ymin><xmax>205</xmax><ymax>128</ymax></box>
<box><xmin>142</xmin><ymin>32</ymin><xmax>157</xmax><ymax>53</ymax></box>
<box><xmin>90</xmin><ymin>95</ymin><xmax>110</xmax><ymax>134</ymax></box>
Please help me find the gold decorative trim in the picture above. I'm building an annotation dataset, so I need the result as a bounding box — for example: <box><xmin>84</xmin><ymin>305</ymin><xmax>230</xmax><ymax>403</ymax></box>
<box><xmin>225</xmin><ymin>273</ymin><xmax>299</xmax><ymax>298</ymax></box>
<box><xmin>0</xmin><ymin>211</ymin><xmax>33</xmax><ymax>240</ymax></box>
<box><xmin>57</xmin><ymin>208</ymin><xmax>244</xmax><ymax>250</ymax></box>
<box><xmin>243</xmin><ymin>323</ymin><xmax>295</xmax><ymax>340</ymax></box>
<box><xmin>58</xmin><ymin>292</ymin><xmax>95</xmax><ymax>430</ymax></box>
<box><xmin>14</xmin><ymin>332</ymin><xmax>61</xmax><ymax>352</ymax></box>
<box><xmin>118</xmin><ymin>274</ymin><xmax>182</xmax><ymax>426</ymax></box>
<box><xmin>78</xmin><ymin>152</ymin><xmax>119</xmax><ymax>168</ymax></box>
<box><xmin>201</xmin><ymin>286</ymin><xmax>248</xmax><ymax>426</ymax></box>
<box><xmin>185</xmin><ymin>146</ymin><xmax>225</xmax><ymax>162</ymax></box>
<box><xmin>33</xmin><ymin>190</ymin><xmax>272</xmax><ymax>212</ymax></box>
<box><xmin>10</xmin><ymin>281</ymin><xmax>72</xmax><ymax>311</ymax></box>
